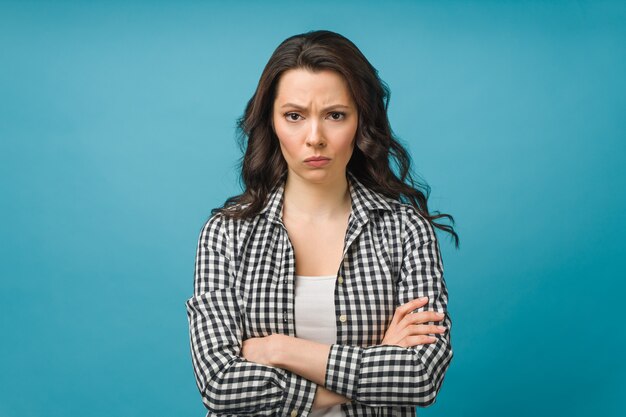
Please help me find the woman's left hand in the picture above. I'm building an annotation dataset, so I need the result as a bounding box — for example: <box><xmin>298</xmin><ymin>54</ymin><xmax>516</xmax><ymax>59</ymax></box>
<box><xmin>241</xmin><ymin>334</ymin><xmax>282</xmax><ymax>366</ymax></box>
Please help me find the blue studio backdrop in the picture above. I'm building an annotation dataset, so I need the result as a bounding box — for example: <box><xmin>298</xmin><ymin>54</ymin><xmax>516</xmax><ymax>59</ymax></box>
<box><xmin>1</xmin><ymin>1</ymin><xmax>624</xmax><ymax>416</ymax></box>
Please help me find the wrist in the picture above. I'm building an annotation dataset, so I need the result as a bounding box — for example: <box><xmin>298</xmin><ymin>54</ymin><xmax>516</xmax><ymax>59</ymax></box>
<box><xmin>270</xmin><ymin>334</ymin><xmax>288</xmax><ymax>367</ymax></box>
<box><xmin>269</xmin><ymin>334</ymin><xmax>332</xmax><ymax>387</ymax></box>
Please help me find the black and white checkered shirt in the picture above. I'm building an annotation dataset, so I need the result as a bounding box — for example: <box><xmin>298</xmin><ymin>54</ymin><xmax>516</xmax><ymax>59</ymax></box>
<box><xmin>186</xmin><ymin>170</ymin><xmax>453</xmax><ymax>416</ymax></box>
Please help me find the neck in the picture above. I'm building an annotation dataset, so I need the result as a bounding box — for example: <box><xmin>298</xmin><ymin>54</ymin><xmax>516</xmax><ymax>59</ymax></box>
<box><xmin>282</xmin><ymin>171</ymin><xmax>351</xmax><ymax>222</ymax></box>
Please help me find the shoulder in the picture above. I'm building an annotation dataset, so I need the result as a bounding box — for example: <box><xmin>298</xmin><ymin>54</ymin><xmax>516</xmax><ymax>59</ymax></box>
<box><xmin>198</xmin><ymin>203</ymin><xmax>266</xmax><ymax>249</ymax></box>
<box><xmin>200</xmin><ymin>203</ymin><xmax>253</xmax><ymax>233</ymax></box>
<box><xmin>196</xmin><ymin>212</ymin><xmax>229</xmax><ymax>250</ymax></box>
<box><xmin>361</xmin><ymin>185</ymin><xmax>430</xmax><ymax>231</ymax></box>
<box><xmin>358</xmin><ymin>184</ymin><xmax>435</xmax><ymax>241</ymax></box>
<box><xmin>386</xmin><ymin>201</ymin><xmax>438</xmax><ymax>245</ymax></box>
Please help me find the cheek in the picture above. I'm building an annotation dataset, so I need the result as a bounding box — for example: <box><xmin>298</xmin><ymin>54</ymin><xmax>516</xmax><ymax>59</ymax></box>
<box><xmin>273</xmin><ymin>121</ymin><xmax>290</xmax><ymax>154</ymax></box>
<box><xmin>275</xmin><ymin>122</ymin><xmax>305</xmax><ymax>156</ymax></box>
<box><xmin>340</xmin><ymin>124</ymin><xmax>358</xmax><ymax>155</ymax></box>
<box><xmin>276</xmin><ymin>134</ymin><xmax>298</xmax><ymax>161</ymax></box>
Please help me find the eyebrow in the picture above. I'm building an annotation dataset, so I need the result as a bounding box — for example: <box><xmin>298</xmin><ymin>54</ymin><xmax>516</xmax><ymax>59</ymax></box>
<box><xmin>280</xmin><ymin>103</ymin><xmax>351</xmax><ymax>111</ymax></box>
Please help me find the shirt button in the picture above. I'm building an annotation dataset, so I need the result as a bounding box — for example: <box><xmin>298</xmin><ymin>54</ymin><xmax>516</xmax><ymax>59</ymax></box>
<box><xmin>337</xmin><ymin>275</ymin><xmax>344</xmax><ymax>284</ymax></box>
<box><xmin>339</xmin><ymin>314</ymin><xmax>347</xmax><ymax>323</ymax></box>
<box><xmin>291</xmin><ymin>410</ymin><xmax>298</xmax><ymax>417</ymax></box>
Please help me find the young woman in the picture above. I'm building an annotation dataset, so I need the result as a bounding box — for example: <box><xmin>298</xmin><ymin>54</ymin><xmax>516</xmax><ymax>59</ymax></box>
<box><xmin>186</xmin><ymin>30</ymin><xmax>458</xmax><ymax>417</ymax></box>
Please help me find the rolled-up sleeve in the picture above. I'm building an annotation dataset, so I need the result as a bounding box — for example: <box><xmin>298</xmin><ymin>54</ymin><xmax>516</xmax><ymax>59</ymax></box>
<box><xmin>185</xmin><ymin>213</ymin><xmax>317</xmax><ymax>415</ymax></box>
<box><xmin>323</xmin><ymin>207</ymin><xmax>453</xmax><ymax>407</ymax></box>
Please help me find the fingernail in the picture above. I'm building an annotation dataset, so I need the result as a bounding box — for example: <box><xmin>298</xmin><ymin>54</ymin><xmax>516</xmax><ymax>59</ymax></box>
<box><xmin>437</xmin><ymin>326</ymin><xmax>446</xmax><ymax>331</ymax></box>
<box><xmin>418</xmin><ymin>297</ymin><xmax>428</xmax><ymax>301</ymax></box>
<box><xmin>436</xmin><ymin>312</ymin><xmax>445</xmax><ymax>317</ymax></box>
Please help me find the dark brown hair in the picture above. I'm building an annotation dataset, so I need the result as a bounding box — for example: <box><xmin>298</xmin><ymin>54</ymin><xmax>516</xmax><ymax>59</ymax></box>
<box><xmin>212</xmin><ymin>30</ymin><xmax>459</xmax><ymax>247</ymax></box>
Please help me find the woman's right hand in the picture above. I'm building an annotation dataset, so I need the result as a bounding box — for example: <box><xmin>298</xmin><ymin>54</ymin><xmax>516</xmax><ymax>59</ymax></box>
<box><xmin>381</xmin><ymin>297</ymin><xmax>447</xmax><ymax>348</ymax></box>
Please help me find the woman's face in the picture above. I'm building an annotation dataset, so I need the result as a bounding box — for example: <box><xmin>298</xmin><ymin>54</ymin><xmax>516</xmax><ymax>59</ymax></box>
<box><xmin>272</xmin><ymin>68</ymin><xmax>358</xmax><ymax>185</ymax></box>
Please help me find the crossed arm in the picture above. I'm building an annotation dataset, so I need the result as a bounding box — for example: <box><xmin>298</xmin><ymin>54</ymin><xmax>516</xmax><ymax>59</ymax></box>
<box><xmin>187</xmin><ymin>211</ymin><xmax>452</xmax><ymax>415</ymax></box>
<box><xmin>241</xmin><ymin>334</ymin><xmax>348</xmax><ymax>410</ymax></box>
<box><xmin>241</xmin><ymin>296</ymin><xmax>447</xmax><ymax>411</ymax></box>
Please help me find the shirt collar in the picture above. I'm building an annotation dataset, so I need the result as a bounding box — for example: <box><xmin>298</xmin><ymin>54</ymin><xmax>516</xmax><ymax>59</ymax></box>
<box><xmin>260</xmin><ymin>170</ymin><xmax>393</xmax><ymax>226</ymax></box>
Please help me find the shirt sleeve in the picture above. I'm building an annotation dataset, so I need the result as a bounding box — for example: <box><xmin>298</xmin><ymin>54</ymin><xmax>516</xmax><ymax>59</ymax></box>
<box><xmin>323</xmin><ymin>206</ymin><xmax>454</xmax><ymax>407</ymax></box>
<box><xmin>185</xmin><ymin>213</ymin><xmax>318</xmax><ymax>416</ymax></box>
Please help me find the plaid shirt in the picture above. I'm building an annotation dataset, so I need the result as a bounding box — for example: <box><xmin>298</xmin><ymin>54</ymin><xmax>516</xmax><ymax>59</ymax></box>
<box><xmin>186</xmin><ymin>170</ymin><xmax>453</xmax><ymax>417</ymax></box>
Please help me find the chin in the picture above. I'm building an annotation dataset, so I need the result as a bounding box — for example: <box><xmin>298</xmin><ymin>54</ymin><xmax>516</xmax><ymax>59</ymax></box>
<box><xmin>297</xmin><ymin>168</ymin><xmax>343</xmax><ymax>184</ymax></box>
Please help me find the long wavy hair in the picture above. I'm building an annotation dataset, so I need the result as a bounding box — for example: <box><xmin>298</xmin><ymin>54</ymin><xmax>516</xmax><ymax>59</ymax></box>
<box><xmin>212</xmin><ymin>30</ymin><xmax>459</xmax><ymax>248</ymax></box>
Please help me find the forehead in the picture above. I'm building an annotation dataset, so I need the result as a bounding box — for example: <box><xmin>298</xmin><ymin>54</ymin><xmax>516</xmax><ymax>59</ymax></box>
<box><xmin>274</xmin><ymin>68</ymin><xmax>354</xmax><ymax>105</ymax></box>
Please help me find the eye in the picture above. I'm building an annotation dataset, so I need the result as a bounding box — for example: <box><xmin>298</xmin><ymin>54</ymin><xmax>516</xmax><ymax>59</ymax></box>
<box><xmin>284</xmin><ymin>112</ymin><xmax>302</xmax><ymax>122</ymax></box>
<box><xmin>328</xmin><ymin>111</ymin><xmax>346</xmax><ymax>121</ymax></box>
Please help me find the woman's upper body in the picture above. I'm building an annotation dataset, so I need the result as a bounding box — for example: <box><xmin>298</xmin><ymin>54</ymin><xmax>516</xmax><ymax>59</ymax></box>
<box><xmin>186</xmin><ymin>29</ymin><xmax>457</xmax><ymax>417</ymax></box>
<box><xmin>186</xmin><ymin>170</ymin><xmax>453</xmax><ymax>416</ymax></box>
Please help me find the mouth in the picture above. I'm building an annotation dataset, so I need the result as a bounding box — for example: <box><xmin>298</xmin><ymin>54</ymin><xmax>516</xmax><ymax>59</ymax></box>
<box><xmin>304</xmin><ymin>156</ymin><xmax>331</xmax><ymax>162</ymax></box>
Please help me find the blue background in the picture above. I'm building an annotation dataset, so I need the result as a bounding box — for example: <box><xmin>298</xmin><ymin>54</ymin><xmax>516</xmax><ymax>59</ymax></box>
<box><xmin>1</xmin><ymin>1</ymin><xmax>625</xmax><ymax>416</ymax></box>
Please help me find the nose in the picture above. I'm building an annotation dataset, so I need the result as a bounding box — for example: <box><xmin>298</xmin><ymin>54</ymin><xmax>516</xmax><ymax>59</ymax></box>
<box><xmin>305</xmin><ymin>121</ymin><xmax>326</xmax><ymax>147</ymax></box>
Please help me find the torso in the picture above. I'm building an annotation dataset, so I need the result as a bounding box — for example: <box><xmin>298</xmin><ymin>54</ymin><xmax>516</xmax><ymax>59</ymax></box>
<box><xmin>282</xmin><ymin>209</ymin><xmax>351</xmax><ymax>276</ymax></box>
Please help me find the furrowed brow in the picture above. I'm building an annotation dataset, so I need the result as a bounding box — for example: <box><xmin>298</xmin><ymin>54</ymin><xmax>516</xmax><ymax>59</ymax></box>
<box><xmin>280</xmin><ymin>103</ymin><xmax>351</xmax><ymax>112</ymax></box>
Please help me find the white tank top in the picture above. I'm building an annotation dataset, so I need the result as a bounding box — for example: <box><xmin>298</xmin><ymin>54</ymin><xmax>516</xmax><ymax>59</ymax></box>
<box><xmin>294</xmin><ymin>274</ymin><xmax>345</xmax><ymax>417</ymax></box>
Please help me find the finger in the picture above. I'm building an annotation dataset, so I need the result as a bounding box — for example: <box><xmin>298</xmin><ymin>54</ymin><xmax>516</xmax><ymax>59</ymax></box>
<box><xmin>391</xmin><ymin>297</ymin><xmax>428</xmax><ymax>325</ymax></box>
<box><xmin>407</xmin><ymin>310</ymin><xmax>446</xmax><ymax>325</ymax></box>
<box><xmin>404</xmin><ymin>335</ymin><xmax>438</xmax><ymax>347</ymax></box>
<box><xmin>391</xmin><ymin>298</ymin><xmax>420</xmax><ymax>325</ymax></box>
<box><xmin>409</xmin><ymin>324</ymin><xmax>447</xmax><ymax>335</ymax></box>
<box><xmin>390</xmin><ymin>298</ymin><xmax>427</xmax><ymax>326</ymax></box>
<box><xmin>407</xmin><ymin>296</ymin><xmax>429</xmax><ymax>311</ymax></box>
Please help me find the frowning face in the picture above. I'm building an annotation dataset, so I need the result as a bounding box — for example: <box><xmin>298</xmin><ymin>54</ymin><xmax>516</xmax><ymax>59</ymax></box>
<box><xmin>272</xmin><ymin>68</ymin><xmax>358</xmax><ymax>185</ymax></box>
